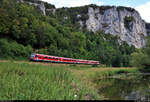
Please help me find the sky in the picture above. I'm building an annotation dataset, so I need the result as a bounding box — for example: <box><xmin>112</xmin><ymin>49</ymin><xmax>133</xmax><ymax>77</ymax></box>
<box><xmin>41</xmin><ymin>0</ymin><xmax>150</xmax><ymax>23</ymax></box>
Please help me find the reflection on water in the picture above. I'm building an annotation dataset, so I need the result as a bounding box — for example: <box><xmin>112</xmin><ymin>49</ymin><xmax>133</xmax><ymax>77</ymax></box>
<box><xmin>97</xmin><ymin>75</ymin><xmax>150</xmax><ymax>100</ymax></box>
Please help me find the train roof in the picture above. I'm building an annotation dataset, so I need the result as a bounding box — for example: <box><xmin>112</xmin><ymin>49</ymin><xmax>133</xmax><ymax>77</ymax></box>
<box><xmin>32</xmin><ymin>53</ymin><xmax>99</xmax><ymax>62</ymax></box>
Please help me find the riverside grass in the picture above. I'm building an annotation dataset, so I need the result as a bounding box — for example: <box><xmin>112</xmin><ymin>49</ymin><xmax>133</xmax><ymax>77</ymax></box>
<box><xmin>69</xmin><ymin>66</ymin><xmax>139</xmax><ymax>83</ymax></box>
<box><xmin>90</xmin><ymin>68</ymin><xmax>139</xmax><ymax>80</ymax></box>
<box><xmin>0</xmin><ymin>61</ymin><xmax>99</xmax><ymax>100</ymax></box>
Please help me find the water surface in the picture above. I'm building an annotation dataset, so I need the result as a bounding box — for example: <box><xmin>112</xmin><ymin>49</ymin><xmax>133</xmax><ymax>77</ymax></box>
<box><xmin>97</xmin><ymin>74</ymin><xmax>150</xmax><ymax>100</ymax></box>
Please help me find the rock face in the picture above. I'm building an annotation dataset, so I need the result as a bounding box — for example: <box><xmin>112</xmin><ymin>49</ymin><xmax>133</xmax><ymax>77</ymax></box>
<box><xmin>86</xmin><ymin>6</ymin><xmax>147</xmax><ymax>48</ymax></box>
<box><xmin>18</xmin><ymin>0</ymin><xmax>55</xmax><ymax>16</ymax></box>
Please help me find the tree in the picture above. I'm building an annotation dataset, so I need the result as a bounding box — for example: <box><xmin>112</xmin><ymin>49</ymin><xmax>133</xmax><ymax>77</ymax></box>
<box><xmin>130</xmin><ymin>50</ymin><xmax>147</xmax><ymax>67</ymax></box>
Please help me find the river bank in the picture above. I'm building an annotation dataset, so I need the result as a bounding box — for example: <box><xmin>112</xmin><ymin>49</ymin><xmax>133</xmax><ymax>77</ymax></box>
<box><xmin>69</xmin><ymin>65</ymin><xmax>150</xmax><ymax>101</ymax></box>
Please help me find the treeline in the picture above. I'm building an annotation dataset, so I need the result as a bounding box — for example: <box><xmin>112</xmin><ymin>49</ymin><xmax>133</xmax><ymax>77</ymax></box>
<box><xmin>130</xmin><ymin>37</ymin><xmax>150</xmax><ymax>72</ymax></box>
<box><xmin>0</xmin><ymin>0</ymin><xmax>149</xmax><ymax>69</ymax></box>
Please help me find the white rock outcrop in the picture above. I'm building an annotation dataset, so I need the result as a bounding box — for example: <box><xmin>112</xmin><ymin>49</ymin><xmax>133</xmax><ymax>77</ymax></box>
<box><xmin>86</xmin><ymin>7</ymin><xmax>147</xmax><ymax>48</ymax></box>
<box><xmin>18</xmin><ymin>0</ymin><xmax>55</xmax><ymax>16</ymax></box>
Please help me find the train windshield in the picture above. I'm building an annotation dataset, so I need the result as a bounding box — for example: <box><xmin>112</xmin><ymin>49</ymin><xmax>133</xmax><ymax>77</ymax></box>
<box><xmin>30</xmin><ymin>54</ymin><xmax>35</xmax><ymax>58</ymax></box>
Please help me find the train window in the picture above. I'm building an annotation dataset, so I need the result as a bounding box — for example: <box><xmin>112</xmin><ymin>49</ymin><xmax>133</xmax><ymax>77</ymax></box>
<box><xmin>44</xmin><ymin>56</ymin><xmax>47</xmax><ymax>59</ymax></box>
<box><xmin>39</xmin><ymin>56</ymin><xmax>41</xmax><ymax>58</ymax></box>
<box><xmin>30</xmin><ymin>54</ymin><xmax>35</xmax><ymax>58</ymax></box>
<box><xmin>65</xmin><ymin>59</ymin><xmax>68</xmax><ymax>61</ymax></box>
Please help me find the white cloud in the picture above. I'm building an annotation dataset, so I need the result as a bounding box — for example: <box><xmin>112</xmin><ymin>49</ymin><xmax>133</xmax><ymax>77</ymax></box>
<box><xmin>41</xmin><ymin>0</ymin><xmax>103</xmax><ymax>8</ymax></box>
<box><xmin>135</xmin><ymin>2</ymin><xmax>150</xmax><ymax>23</ymax></box>
<box><xmin>97</xmin><ymin>1</ymin><xmax>104</xmax><ymax>6</ymax></box>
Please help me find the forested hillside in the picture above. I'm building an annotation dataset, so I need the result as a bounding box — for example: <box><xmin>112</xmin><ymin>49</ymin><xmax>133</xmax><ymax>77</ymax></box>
<box><xmin>0</xmin><ymin>0</ymin><xmax>149</xmax><ymax>68</ymax></box>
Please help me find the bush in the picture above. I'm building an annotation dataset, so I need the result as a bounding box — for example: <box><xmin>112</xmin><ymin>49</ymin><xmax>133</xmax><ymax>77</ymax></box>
<box><xmin>0</xmin><ymin>39</ymin><xmax>33</xmax><ymax>59</ymax></box>
<box><xmin>130</xmin><ymin>50</ymin><xmax>150</xmax><ymax>72</ymax></box>
<box><xmin>124</xmin><ymin>16</ymin><xmax>135</xmax><ymax>31</ymax></box>
<box><xmin>92</xmin><ymin>64</ymin><xmax>98</xmax><ymax>67</ymax></box>
<box><xmin>0</xmin><ymin>39</ymin><xmax>12</xmax><ymax>58</ymax></box>
<box><xmin>139</xmin><ymin>57</ymin><xmax>150</xmax><ymax>72</ymax></box>
<box><xmin>130</xmin><ymin>51</ymin><xmax>147</xmax><ymax>67</ymax></box>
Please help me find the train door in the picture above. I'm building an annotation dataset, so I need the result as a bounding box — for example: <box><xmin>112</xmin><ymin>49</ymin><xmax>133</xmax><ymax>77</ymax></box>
<box><xmin>59</xmin><ymin>58</ymin><xmax>63</xmax><ymax>63</ymax></box>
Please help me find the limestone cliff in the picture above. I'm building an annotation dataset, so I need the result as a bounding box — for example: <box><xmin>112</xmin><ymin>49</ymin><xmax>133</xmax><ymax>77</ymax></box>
<box><xmin>85</xmin><ymin>6</ymin><xmax>147</xmax><ymax>48</ymax></box>
<box><xmin>18</xmin><ymin>0</ymin><xmax>56</xmax><ymax>16</ymax></box>
<box><xmin>18</xmin><ymin>1</ymin><xmax>149</xmax><ymax>48</ymax></box>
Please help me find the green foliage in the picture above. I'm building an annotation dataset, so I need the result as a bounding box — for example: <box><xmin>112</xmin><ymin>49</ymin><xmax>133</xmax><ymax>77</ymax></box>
<box><xmin>92</xmin><ymin>64</ymin><xmax>98</xmax><ymax>67</ymax></box>
<box><xmin>130</xmin><ymin>50</ymin><xmax>147</xmax><ymax>67</ymax></box>
<box><xmin>130</xmin><ymin>37</ymin><xmax>150</xmax><ymax>72</ymax></box>
<box><xmin>91</xmin><ymin>68</ymin><xmax>139</xmax><ymax>81</ymax></box>
<box><xmin>56</xmin><ymin>6</ymin><xmax>88</xmax><ymax>26</ymax></box>
<box><xmin>139</xmin><ymin>37</ymin><xmax>150</xmax><ymax>72</ymax></box>
<box><xmin>117</xmin><ymin>6</ymin><xmax>135</xmax><ymax>12</ymax></box>
<box><xmin>124</xmin><ymin>16</ymin><xmax>135</xmax><ymax>22</ymax></box>
<box><xmin>124</xmin><ymin>16</ymin><xmax>135</xmax><ymax>31</ymax></box>
<box><xmin>0</xmin><ymin>39</ymin><xmax>33</xmax><ymax>59</ymax></box>
<box><xmin>144</xmin><ymin>37</ymin><xmax>150</xmax><ymax>56</ymax></box>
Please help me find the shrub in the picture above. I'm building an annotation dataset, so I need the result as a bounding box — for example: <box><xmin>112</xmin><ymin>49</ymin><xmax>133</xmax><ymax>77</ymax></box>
<box><xmin>130</xmin><ymin>50</ymin><xmax>150</xmax><ymax>72</ymax></box>
<box><xmin>139</xmin><ymin>57</ymin><xmax>150</xmax><ymax>72</ymax></box>
<box><xmin>130</xmin><ymin>51</ymin><xmax>147</xmax><ymax>67</ymax></box>
<box><xmin>92</xmin><ymin>64</ymin><xmax>98</xmax><ymax>67</ymax></box>
<box><xmin>124</xmin><ymin>16</ymin><xmax>135</xmax><ymax>31</ymax></box>
<box><xmin>0</xmin><ymin>39</ymin><xmax>33</xmax><ymax>59</ymax></box>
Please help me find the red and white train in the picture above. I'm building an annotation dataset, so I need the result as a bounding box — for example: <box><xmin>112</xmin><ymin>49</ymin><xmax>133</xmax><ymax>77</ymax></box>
<box><xmin>30</xmin><ymin>53</ymin><xmax>100</xmax><ymax>65</ymax></box>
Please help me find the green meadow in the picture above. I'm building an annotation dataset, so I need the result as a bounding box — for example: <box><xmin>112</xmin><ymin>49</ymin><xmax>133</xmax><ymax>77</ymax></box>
<box><xmin>0</xmin><ymin>61</ymin><xmax>99</xmax><ymax>100</ymax></box>
<box><xmin>0</xmin><ymin>61</ymin><xmax>138</xmax><ymax>100</ymax></box>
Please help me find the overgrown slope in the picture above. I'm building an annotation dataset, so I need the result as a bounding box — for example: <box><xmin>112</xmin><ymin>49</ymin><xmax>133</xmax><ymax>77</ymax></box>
<box><xmin>0</xmin><ymin>0</ymin><xmax>136</xmax><ymax>67</ymax></box>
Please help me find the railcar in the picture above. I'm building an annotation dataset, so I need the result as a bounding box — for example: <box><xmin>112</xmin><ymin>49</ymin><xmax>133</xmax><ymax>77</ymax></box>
<box><xmin>30</xmin><ymin>53</ymin><xmax>100</xmax><ymax>65</ymax></box>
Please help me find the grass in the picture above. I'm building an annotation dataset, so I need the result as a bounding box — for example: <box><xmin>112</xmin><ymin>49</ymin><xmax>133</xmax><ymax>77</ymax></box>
<box><xmin>91</xmin><ymin>68</ymin><xmax>139</xmax><ymax>80</ymax></box>
<box><xmin>0</xmin><ymin>61</ymin><xmax>99</xmax><ymax>100</ymax></box>
<box><xmin>0</xmin><ymin>60</ymin><xmax>139</xmax><ymax>100</ymax></box>
<box><xmin>69</xmin><ymin>66</ymin><xmax>139</xmax><ymax>83</ymax></box>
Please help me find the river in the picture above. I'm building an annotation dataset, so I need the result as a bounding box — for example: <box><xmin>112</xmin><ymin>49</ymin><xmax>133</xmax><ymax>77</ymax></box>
<box><xmin>96</xmin><ymin>74</ymin><xmax>150</xmax><ymax>101</ymax></box>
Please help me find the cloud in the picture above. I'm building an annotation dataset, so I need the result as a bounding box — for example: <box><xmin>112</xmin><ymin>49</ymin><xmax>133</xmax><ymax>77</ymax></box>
<box><xmin>41</xmin><ymin>0</ymin><xmax>104</xmax><ymax>8</ymax></box>
<box><xmin>96</xmin><ymin>1</ymin><xmax>104</xmax><ymax>6</ymax></box>
<box><xmin>135</xmin><ymin>2</ymin><xmax>150</xmax><ymax>23</ymax></box>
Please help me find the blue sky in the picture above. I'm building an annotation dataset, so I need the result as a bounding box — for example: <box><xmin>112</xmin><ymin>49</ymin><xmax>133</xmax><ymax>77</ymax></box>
<box><xmin>41</xmin><ymin>0</ymin><xmax>150</xmax><ymax>22</ymax></box>
<box><xmin>97</xmin><ymin>0</ymin><xmax>149</xmax><ymax>7</ymax></box>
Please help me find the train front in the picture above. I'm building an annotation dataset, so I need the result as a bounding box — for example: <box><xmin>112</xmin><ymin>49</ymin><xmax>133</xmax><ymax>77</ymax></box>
<box><xmin>30</xmin><ymin>53</ymin><xmax>36</xmax><ymax>61</ymax></box>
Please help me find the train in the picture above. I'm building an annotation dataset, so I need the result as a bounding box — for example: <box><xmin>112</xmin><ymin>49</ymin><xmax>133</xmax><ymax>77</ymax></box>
<box><xmin>30</xmin><ymin>53</ymin><xmax>100</xmax><ymax>65</ymax></box>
